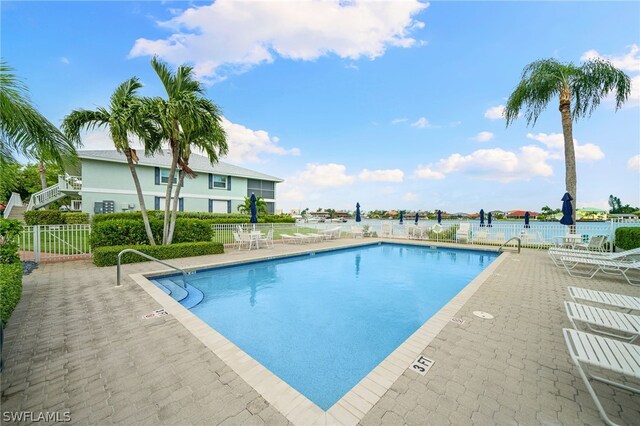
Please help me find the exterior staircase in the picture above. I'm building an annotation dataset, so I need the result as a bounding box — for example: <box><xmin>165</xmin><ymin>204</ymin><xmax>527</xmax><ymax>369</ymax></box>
<box><xmin>6</xmin><ymin>205</ymin><xmax>26</xmax><ymax>222</ymax></box>
<box><xmin>26</xmin><ymin>175</ymin><xmax>82</xmax><ymax>211</ymax></box>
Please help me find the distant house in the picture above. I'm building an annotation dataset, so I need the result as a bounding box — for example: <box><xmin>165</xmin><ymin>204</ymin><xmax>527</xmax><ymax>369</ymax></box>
<box><xmin>505</xmin><ymin>210</ymin><xmax>540</xmax><ymax>219</ymax></box>
<box><xmin>29</xmin><ymin>150</ymin><xmax>283</xmax><ymax>215</ymax></box>
<box><xmin>576</xmin><ymin>208</ymin><xmax>608</xmax><ymax>221</ymax></box>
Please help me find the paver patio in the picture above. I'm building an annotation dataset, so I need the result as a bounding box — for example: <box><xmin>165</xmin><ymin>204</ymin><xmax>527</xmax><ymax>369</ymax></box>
<box><xmin>1</xmin><ymin>239</ymin><xmax>639</xmax><ymax>425</ymax></box>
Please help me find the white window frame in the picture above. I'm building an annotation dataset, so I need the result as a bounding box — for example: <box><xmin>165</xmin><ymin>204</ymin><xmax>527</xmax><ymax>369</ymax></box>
<box><xmin>213</xmin><ymin>175</ymin><xmax>227</xmax><ymax>189</ymax></box>
<box><xmin>160</xmin><ymin>169</ymin><xmax>177</xmax><ymax>185</ymax></box>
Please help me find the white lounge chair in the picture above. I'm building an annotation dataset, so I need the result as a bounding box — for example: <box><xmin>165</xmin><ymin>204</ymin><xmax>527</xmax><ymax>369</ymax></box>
<box><xmin>280</xmin><ymin>233</ymin><xmax>304</xmax><ymax>244</ymax></box>
<box><xmin>563</xmin><ymin>328</ymin><xmax>640</xmax><ymax>426</ymax></box>
<box><xmin>456</xmin><ymin>223</ymin><xmax>470</xmax><ymax>243</ymax></box>
<box><xmin>549</xmin><ymin>247</ymin><xmax>640</xmax><ymax>267</ymax></box>
<box><xmin>319</xmin><ymin>227</ymin><xmax>341</xmax><ymax>240</ymax></box>
<box><xmin>568</xmin><ymin>287</ymin><xmax>640</xmax><ymax>313</ymax></box>
<box><xmin>565</xmin><ymin>301</ymin><xmax>639</xmax><ymax>343</ymax></box>
<box><xmin>560</xmin><ymin>256</ymin><xmax>640</xmax><ymax>286</ymax></box>
<box><xmin>294</xmin><ymin>232</ymin><xmax>315</xmax><ymax>243</ymax></box>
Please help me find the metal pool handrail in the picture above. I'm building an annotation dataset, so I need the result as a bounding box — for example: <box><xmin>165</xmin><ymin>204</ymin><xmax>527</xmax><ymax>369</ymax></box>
<box><xmin>499</xmin><ymin>237</ymin><xmax>521</xmax><ymax>254</ymax></box>
<box><xmin>117</xmin><ymin>249</ymin><xmax>189</xmax><ymax>288</ymax></box>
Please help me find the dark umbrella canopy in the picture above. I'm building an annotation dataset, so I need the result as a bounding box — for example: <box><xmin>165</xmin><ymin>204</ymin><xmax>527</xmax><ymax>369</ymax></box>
<box><xmin>399</xmin><ymin>211</ymin><xmax>404</xmax><ymax>224</ymax></box>
<box><xmin>560</xmin><ymin>192</ymin><xmax>574</xmax><ymax>225</ymax></box>
<box><xmin>249</xmin><ymin>193</ymin><xmax>258</xmax><ymax>223</ymax></box>
<box><xmin>414</xmin><ymin>212</ymin><xmax>419</xmax><ymax>225</ymax></box>
<box><xmin>437</xmin><ymin>210</ymin><xmax>442</xmax><ymax>224</ymax></box>
<box><xmin>479</xmin><ymin>209</ymin><xmax>485</xmax><ymax>227</ymax></box>
<box><xmin>355</xmin><ymin>202</ymin><xmax>361</xmax><ymax>222</ymax></box>
<box><xmin>487</xmin><ymin>212</ymin><xmax>492</xmax><ymax>227</ymax></box>
<box><xmin>524</xmin><ymin>211</ymin><xmax>530</xmax><ymax>228</ymax></box>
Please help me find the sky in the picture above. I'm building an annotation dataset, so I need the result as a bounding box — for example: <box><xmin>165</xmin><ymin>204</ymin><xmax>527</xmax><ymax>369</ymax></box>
<box><xmin>2</xmin><ymin>0</ymin><xmax>639</xmax><ymax>214</ymax></box>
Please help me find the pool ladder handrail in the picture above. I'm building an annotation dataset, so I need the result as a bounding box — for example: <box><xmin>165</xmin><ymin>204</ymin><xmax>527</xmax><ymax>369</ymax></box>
<box><xmin>498</xmin><ymin>237</ymin><xmax>521</xmax><ymax>254</ymax></box>
<box><xmin>116</xmin><ymin>248</ymin><xmax>190</xmax><ymax>288</ymax></box>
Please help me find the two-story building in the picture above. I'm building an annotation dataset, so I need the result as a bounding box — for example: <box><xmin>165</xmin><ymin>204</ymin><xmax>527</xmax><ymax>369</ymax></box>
<box><xmin>51</xmin><ymin>150</ymin><xmax>282</xmax><ymax>215</ymax></box>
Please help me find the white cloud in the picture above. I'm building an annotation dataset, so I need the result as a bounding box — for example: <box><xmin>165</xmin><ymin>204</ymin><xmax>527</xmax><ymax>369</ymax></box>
<box><xmin>60</xmin><ymin>57</ymin><xmax>70</xmax><ymax>65</ymax></box>
<box><xmin>449</xmin><ymin>121</ymin><xmax>462</xmax><ymax>128</ymax></box>
<box><xmin>630</xmin><ymin>75</ymin><xmax>640</xmax><ymax>104</ymax></box>
<box><xmin>526</xmin><ymin>133</ymin><xmax>604</xmax><ymax>161</ymax></box>
<box><xmin>484</xmin><ymin>105</ymin><xmax>505</xmax><ymax>120</ymax></box>
<box><xmin>580</xmin><ymin>44</ymin><xmax>640</xmax><ymax>73</ymax></box>
<box><xmin>402</xmin><ymin>192</ymin><xmax>417</xmax><ymax>201</ymax></box>
<box><xmin>411</xmin><ymin>117</ymin><xmax>431</xmax><ymax>128</ymax></box>
<box><xmin>220</xmin><ymin>118</ymin><xmax>299</xmax><ymax>163</ymax></box>
<box><xmin>391</xmin><ymin>118</ymin><xmax>408</xmax><ymax>124</ymax></box>
<box><xmin>414</xmin><ymin>146</ymin><xmax>553</xmax><ymax>183</ymax></box>
<box><xmin>413</xmin><ymin>166</ymin><xmax>445</xmax><ymax>180</ymax></box>
<box><xmin>129</xmin><ymin>0</ymin><xmax>428</xmax><ymax>82</ymax></box>
<box><xmin>358</xmin><ymin>168</ymin><xmax>404</xmax><ymax>183</ymax></box>
<box><xmin>470</xmin><ymin>131</ymin><xmax>494</xmax><ymax>142</ymax></box>
<box><xmin>289</xmin><ymin>163</ymin><xmax>355</xmax><ymax>188</ymax></box>
<box><xmin>628</xmin><ymin>155</ymin><xmax>640</xmax><ymax>171</ymax></box>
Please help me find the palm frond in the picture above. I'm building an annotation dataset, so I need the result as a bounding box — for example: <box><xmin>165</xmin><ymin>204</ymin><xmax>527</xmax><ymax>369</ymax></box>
<box><xmin>571</xmin><ymin>59</ymin><xmax>632</xmax><ymax>119</ymax></box>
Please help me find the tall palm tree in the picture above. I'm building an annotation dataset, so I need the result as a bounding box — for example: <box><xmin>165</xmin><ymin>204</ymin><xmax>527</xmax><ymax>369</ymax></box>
<box><xmin>63</xmin><ymin>78</ymin><xmax>162</xmax><ymax>244</ymax></box>
<box><xmin>504</xmin><ymin>58</ymin><xmax>631</xmax><ymax>226</ymax></box>
<box><xmin>0</xmin><ymin>61</ymin><xmax>78</xmax><ymax>180</ymax></box>
<box><xmin>149</xmin><ymin>57</ymin><xmax>228</xmax><ymax>244</ymax></box>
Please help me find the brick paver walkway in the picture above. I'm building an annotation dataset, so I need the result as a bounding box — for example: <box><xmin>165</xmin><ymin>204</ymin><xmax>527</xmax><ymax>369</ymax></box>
<box><xmin>1</xmin><ymin>242</ymin><xmax>639</xmax><ymax>425</ymax></box>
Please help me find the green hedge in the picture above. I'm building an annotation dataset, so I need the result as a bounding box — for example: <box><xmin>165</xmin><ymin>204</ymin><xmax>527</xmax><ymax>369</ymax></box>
<box><xmin>90</xmin><ymin>218</ymin><xmax>213</xmax><ymax>248</ymax></box>
<box><xmin>93</xmin><ymin>241</ymin><xmax>224</xmax><ymax>267</ymax></box>
<box><xmin>23</xmin><ymin>210</ymin><xmax>90</xmax><ymax>225</ymax></box>
<box><xmin>0</xmin><ymin>218</ymin><xmax>22</xmax><ymax>264</ymax></box>
<box><xmin>92</xmin><ymin>211</ymin><xmax>296</xmax><ymax>224</ymax></box>
<box><xmin>615</xmin><ymin>227</ymin><xmax>640</xmax><ymax>250</ymax></box>
<box><xmin>0</xmin><ymin>262</ymin><xmax>23</xmax><ymax>325</ymax></box>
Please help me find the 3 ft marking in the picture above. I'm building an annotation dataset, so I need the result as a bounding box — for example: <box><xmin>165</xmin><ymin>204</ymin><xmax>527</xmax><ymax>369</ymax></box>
<box><xmin>410</xmin><ymin>355</ymin><xmax>434</xmax><ymax>376</ymax></box>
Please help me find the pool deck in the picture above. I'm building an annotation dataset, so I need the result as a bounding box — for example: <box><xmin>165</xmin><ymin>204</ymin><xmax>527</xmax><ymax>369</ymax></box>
<box><xmin>1</xmin><ymin>238</ymin><xmax>639</xmax><ymax>425</ymax></box>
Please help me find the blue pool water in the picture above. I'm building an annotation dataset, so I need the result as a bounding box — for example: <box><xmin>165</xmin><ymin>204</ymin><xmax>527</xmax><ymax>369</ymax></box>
<box><xmin>151</xmin><ymin>243</ymin><xmax>498</xmax><ymax>410</ymax></box>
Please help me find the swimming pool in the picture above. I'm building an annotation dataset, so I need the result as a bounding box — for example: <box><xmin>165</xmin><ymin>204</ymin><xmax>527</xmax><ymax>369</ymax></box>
<box><xmin>150</xmin><ymin>243</ymin><xmax>499</xmax><ymax>410</ymax></box>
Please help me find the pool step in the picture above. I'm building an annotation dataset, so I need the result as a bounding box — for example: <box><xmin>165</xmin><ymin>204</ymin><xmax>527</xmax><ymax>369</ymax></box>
<box><xmin>158</xmin><ymin>278</ymin><xmax>189</xmax><ymax>302</ymax></box>
<box><xmin>180</xmin><ymin>284</ymin><xmax>204</xmax><ymax>309</ymax></box>
<box><xmin>150</xmin><ymin>278</ymin><xmax>204</xmax><ymax>309</ymax></box>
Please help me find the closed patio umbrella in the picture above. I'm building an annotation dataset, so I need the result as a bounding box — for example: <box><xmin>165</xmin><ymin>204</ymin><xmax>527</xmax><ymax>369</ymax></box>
<box><xmin>524</xmin><ymin>211</ymin><xmax>530</xmax><ymax>228</ymax></box>
<box><xmin>437</xmin><ymin>210</ymin><xmax>442</xmax><ymax>224</ymax></box>
<box><xmin>399</xmin><ymin>211</ymin><xmax>404</xmax><ymax>224</ymax></box>
<box><xmin>560</xmin><ymin>192</ymin><xmax>574</xmax><ymax>225</ymax></box>
<box><xmin>487</xmin><ymin>212</ymin><xmax>493</xmax><ymax>227</ymax></box>
<box><xmin>250</xmin><ymin>193</ymin><xmax>258</xmax><ymax>224</ymax></box>
<box><xmin>479</xmin><ymin>209</ymin><xmax>485</xmax><ymax>227</ymax></box>
<box><xmin>355</xmin><ymin>202</ymin><xmax>361</xmax><ymax>222</ymax></box>
<box><xmin>414</xmin><ymin>212</ymin><xmax>419</xmax><ymax>225</ymax></box>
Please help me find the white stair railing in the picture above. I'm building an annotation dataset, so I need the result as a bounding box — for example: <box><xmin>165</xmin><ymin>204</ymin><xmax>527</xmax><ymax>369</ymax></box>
<box><xmin>3</xmin><ymin>192</ymin><xmax>23</xmax><ymax>218</ymax></box>
<box><xmin>58</xmin><ymin>174</ymin><xmax>82</xmax><ymax>191</ymax></box>
<box><xmin>27</xmin><ymin>184</ymin><xmax>61</xmax><ymax>211</ymax></box>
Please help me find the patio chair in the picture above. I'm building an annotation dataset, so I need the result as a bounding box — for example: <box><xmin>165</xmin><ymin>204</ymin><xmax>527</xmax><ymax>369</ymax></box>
<box><xmin>351</xmin><ymin>226</ymin><xmax>364</xmax><ymax>238</ymax></box>
<box><xmin>294</xmin><ymin>232</ymin><xmax>316</xmax><ymax>243</ymax></box>
<box><xmin>280</xmin><ymin>233</ymin><xmax>304</xmax><ymax>244</ymax></box>
<box><xmin>260</xmin><ymin>229</ymin><xmax>274</xmax><ymax>248</ymax></box>
<box><xmin>548</xmin><ymin>247</ymin><xmax>639</xmax><ymax>268</ymax></box>
<box><xmin>233</xmin><ymin>232</ymin><xmax>255</xmax><ymax>250</ymax></box>
<box><xmin>563</xmin><ymin>328</ymin><xmax>640</xmax><ymax>426</ymax></box>
<box><xmin>381</xmin><ymin>223</ymin><xmax>393</xmax><ymax>237</ymax></box>
<box><xmin>564</xmin><ymin>301</ymin><xmax>639</xmax><ymax>343</ymax></box>
<box><xmin>560</xmin><ymin>256</ymin><xmax>640</xmax><ymax>286</ymax></box>
<box><xmin>574</xmin><ymin>235</ymin><xmax>608</xmax><ymax>252</ymax></box>
<box><xmin>473</xmin><ymin>230</ymin><xmax>489</xmax><ymax>244</ymax></box>
<box><xmin>568</xmin><ymin>287</ymin><xmax>640</xmax><ymax>313</ymax></box>
<box><xmin>456</xmin><ymin>223</ymin><xmax>470</xmax><ymax>243</ymax></box>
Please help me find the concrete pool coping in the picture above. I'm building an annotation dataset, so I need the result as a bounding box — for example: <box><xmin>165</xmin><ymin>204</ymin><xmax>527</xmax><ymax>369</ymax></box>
<box><xmin>129</xmin><ymin>239</ymin><xmax>509</xmax><ymax>425</ymax></box>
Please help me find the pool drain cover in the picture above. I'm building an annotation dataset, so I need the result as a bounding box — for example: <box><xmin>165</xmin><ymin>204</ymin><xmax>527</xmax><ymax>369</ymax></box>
<box><xmin>473</xmin><ymin>311</ymin><xmax>494</xmax><ymax>319</ymax></box>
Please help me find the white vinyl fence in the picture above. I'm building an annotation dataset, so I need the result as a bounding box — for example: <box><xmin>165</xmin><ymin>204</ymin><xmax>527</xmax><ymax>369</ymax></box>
<box><xmin>18</xmin><ymin>224</ymin><xmax>92</xmax><ymax>262</ymax></box>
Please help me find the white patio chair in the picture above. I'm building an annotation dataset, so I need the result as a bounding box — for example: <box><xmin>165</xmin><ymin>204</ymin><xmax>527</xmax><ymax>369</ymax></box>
<box><xmin>280</xmin><ymin>233</ymin><xmax>304</xmax><ymax>244</ymax></box>
<box><xmin>381</xmin><ymin>223</ymin><xmax>393</xmax><ymax>237</ymax></box>
<box><xmin>564</xmin><ymin>301</ymin><xmax>639</xmax><ymax>343</ymax></box>
<box><xmin>260</xmin><ymin>229</ymin><xmax>274</xmax><ymax>248</ymax></box>
<box><xmin>233</xmin><ymin>232</ymin><xmax>255</xmax><ymax>250</ymax></box>
<box><xmin>351</xmin><ymin>226</ymin><xmax>364</xmax><ymax>238</ymax></box>
<box><xmin>473</xmin><ymin>230</ymin><xmax>489</xmax><ymax>244</ymax></box>
<box><xmin>568</xmin><ymin>287</ymin><xmax>640</xmax><ymax>313</ymax></box>
<box><xmin>456</xmin><ymin>223</ymin><xmax>470</xmax><ymax>243</ymax></box>
<box><xmin>574</xmin><ymin>235</ymin><xmax>608</xmax><ymax>252</ymax></box>
<box><xmin>563</xmin><ymin>328</ymin><xmax>640</xmax><ymax>426</ymax></box>
<box><xmin>560</xmin><ymin>256</ymin><xmax>640</xmax><ymax>286</ymax></box>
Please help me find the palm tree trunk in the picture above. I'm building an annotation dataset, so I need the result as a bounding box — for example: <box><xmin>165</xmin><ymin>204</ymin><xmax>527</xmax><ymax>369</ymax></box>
<box><xmin>37</xmin><ymin>161</ymin><xmax>47</xmax><ymax>190</ymax></box>
<box><xmin>162</xmin><ymin>139</ymin><xmax>179</xmax><ymax>244</ymax></box>
<box><xmin>166</xmin><ymin>169</ymin><xmax>185</xmax><ymax>245</ymax></box>
<box><xmin>125</xmin><ymin>148</ymin><xmax>156</xmax><ymax>245</ymax></box>
<box><xmin>559</xmin><ymin>88</ymin><xmax>577</xmax><ymax>232</ymax></box>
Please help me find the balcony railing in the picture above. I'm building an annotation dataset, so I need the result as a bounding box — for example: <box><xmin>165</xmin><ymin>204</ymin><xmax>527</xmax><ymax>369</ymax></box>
<box><xmin>58</xmin><ymin>174</ymin><xmax>82</xmax><ymax>191</ymax></box>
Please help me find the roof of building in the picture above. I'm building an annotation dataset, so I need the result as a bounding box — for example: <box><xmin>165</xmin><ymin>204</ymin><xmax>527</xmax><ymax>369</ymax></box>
<box><xmin>577</xmin><ymin>207</ymin><xmax>607</xmax><ymax>213</ymax></box>
<box><xmin>77</xmin><ymin>150</ymin><xmax>283</xmax><ymax>182</ymax></box>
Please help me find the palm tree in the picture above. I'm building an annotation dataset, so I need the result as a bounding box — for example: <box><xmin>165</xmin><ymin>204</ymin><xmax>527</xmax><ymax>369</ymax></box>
<box><xmin>149</xmin><ymin>57</ymin><xmax>228</xmax><ymax>244</ymax></box>
<box><xmin>237</xmin><ymin>195</ymin><xmax>268</xmax><ymax>216</ymax></box>
<box><xmin>0</xmin><ymin>61</ymin><xmax>78</xmax><ymax>182</ymax></box>
<box><xmin>63</xmin><ymin>78</ymin><xmax>162</xmax><ymax>245</ymax></box>
<box><xmin>504</xmin><ymin>58</ymin><xmax>631</xmax><ymax>226</ymax></box>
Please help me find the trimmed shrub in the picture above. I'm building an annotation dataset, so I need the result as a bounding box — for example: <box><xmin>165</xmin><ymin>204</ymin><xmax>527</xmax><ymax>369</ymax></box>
<box><xmin>61</xmin><ymin>212</ymin><xmax>90</xmax><ymax>224</ymax></box>
<box><xmin>0</xmin><ymin>262</ymin><xmax>23</xmax><ymax>325</ymax></box>
<box><xmin>92</xmin><ymin>211</ymin><xmax>159</xmax><ymax>223</ymax></box>
<box><xmin>24</xmin><ymin>210</ymin><xmax>63</xmax><ymax>225</ymax></box>
<box><xmin>0</xmin><ymin>218</ymin><xmax>22</xmax><ymax>264</ymax></box>
<box><xmin>93</xmin><ymin>241</ymin><xmax>224</xmax><ymax>267</ymax></box>
<box><xmin>92</xmin><ymin>211</ymin><xmax>296</xmax><ymax>224</ymax></box>
<box><xmin>90</xmin><ymin>218</ymin><xmax>213</xmax><ymax>248</ymax></box>
<box><xmin>615</xmin><ymin>227</ymin><xmax>640</xmax><ymax>250</ymax></box>
<box><xmin>170</xmin><ymin>219</ymin><xmax>213</xmax><ymax>244</ymax></box>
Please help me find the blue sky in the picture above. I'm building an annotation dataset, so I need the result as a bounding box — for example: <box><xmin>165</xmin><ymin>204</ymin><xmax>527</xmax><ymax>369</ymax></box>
<box><xmin>2</xmin><ymin>1</ymin><xmax>639</xmax><ymax>213</ymax></box>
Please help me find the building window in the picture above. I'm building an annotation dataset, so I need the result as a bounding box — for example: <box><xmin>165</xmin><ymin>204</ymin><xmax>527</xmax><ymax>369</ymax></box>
<box><xmin>247</xmin><ymin>179</ymin><xmax>275</xmax><ymax>200</ymax></box>
<box><xmin>213</xmin><ymin>175</ymin><xmax>227</xmax><ymax>189</ymax></box>
<box><xmin>160</xmin><ymin>169</ymin><xmax>177</xmax><ymax>184</ymax></box>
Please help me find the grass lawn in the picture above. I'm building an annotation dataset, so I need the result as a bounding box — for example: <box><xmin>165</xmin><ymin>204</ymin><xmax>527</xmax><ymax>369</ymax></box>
<box><xmin>19</xmin><ymin>227</ymin><xmax>91</xmax><ymax>254</ymax></box>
